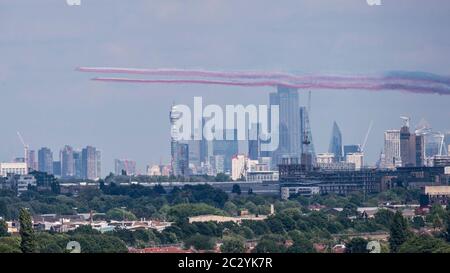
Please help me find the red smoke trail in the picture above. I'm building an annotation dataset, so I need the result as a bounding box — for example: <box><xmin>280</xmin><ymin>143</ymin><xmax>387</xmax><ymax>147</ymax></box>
<box><xmin>78</xmin><ymin>67</ymin><xmax>450</xmax><ymax>95</ymax></box>
<box><xmin>91</xmin><ymin>77</ymin><xmax>449</xmax><ymax>95</ymax></box>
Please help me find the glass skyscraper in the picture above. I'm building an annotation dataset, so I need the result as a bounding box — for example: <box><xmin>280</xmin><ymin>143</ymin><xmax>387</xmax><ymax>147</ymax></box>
<box><xmin>328</xmin><ymin>121</ymin><xmax>343</xmax><ymax>162</ymax></box>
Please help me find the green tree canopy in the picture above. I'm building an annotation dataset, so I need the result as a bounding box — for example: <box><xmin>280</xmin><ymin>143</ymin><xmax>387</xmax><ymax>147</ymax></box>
<box><xmin>389</xmin><ymin>211</ymin><xmax>410</xmax><ymax>253</ymax></box>
<box><xmin>19</xmin><ymin>208</ymin><xmax>36</xmax><ymax>253</ymax></box>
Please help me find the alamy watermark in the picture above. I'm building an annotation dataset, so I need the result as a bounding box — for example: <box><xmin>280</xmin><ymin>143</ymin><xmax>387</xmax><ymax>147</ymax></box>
<box><xmin>170</xmin><ymin>97</ymin><xmax>279</xmax><ymax>152</ymax></box>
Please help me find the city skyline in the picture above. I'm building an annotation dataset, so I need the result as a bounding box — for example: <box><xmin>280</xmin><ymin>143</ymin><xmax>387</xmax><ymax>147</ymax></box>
<box><xmin>1</xmin><ymin>1</ymin><xmax>450</xmax><ymax>174</ymax></box>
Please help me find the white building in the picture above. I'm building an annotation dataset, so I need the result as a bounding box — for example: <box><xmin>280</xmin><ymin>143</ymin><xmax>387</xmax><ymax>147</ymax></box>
<box><xmin>246</xmin><ymin>171</ymin><xmax>279</xmax><ymax>182</ymax></box>
<box><xmin>147</xmin><ymin>165</ymin><xmax>162</xmax><ymax>176</ymax></box>
<box><xmin>316</xmin><ymin>153</ymin><xmax>335</xmax><ymax>164</ymax></box>
<box><xmin>0</xmin><ymin>162</ymin><xmax>28</xmax><ymax>177</ymax></box>
<box><xmin>383</xmin><ymin>130</ymin><xmax>401</xmax><ymax>169</ymax></box>
<box><xmin>231</xmin><ymin>155</ymin><xmax>247</xmax><ymax>181</ymax></box>
<box><xmin>346</xmin><ymin>152</ymin><xmax>364</xmax><ymax>170</ymax></box>
<box><xmin>16</xmin><ymin>175</ymin><xmax>37</xmax><ymax>195</ymax></box>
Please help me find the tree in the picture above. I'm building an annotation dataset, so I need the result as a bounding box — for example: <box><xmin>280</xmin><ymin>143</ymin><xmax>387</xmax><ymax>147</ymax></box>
<box><xmin>184</xmin><ymin>234</ymin><xmax>216</xmax><ymax>250</ymax></box>
<box><xmin>220</xmin><ymin>236</ymin><xmax>245</xmax><ymax>253</ymax></box>
<box><xmin>0</xmin><ymin>219</ymin><xmax>8</xmax><ymax>237</ymax></box>
<box><xmin>19</xmin><ymin>208</ymin><xmax>36</xmax><ymax>253</ymax></box>
<box><xmin>106</xmin><ymin>208</ymin><xmax>137</xmax><ymax>221</ymax></box>
<box><xmin>411</xmin><ymin>216</ymin><xmax>425</xmax><ymax>230</ymax></box>
<box><xmin>389</xmin><ymin>211</ymin><xmax>409</xmax><ymax>253</ymax></box>
<box><xmin>254</xmin><ymin>234</ymin><xmax>286</xmax><ymax>253</ymax></box>
<box><xmin>446</xmin><ymin>205</ymin><xmax>450</xmax><ymax>242</ymax></box>
<box><xmin>398</xmin><ymin>235</ymin><xmax>450</xmax><ymax>253</ymax></box>
<box><xmin>345</xmin><ymin>237</ymin><xmax>369</xmax><ymax>253</ymax></box>
<box><xmin>374</xmin><ymin>209</ymin><xmax>395</xmax><ymax>229</ymax></box>
<box><xmin>232</xmin><ymin>184</ymin><xmax>241</xmax><ymax>195</ymax></box>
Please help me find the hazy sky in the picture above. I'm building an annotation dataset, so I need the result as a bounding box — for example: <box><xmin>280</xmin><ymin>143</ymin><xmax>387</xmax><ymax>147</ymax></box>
<box><xmin>1</xmin><ymin>0</ymin><xmax>449</xmax><ymax>174</ymax></box>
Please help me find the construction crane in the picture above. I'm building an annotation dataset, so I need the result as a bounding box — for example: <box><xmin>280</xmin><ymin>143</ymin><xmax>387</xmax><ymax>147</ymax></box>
<box><xmin>17</xmin><ymin>131</ymin><xmax>29</xmax><ymax>167</ymax></box>
<box><xmin>360</xmin><ymin>120</ymin><xmax>373</xmax><ymax>153</ymax></box>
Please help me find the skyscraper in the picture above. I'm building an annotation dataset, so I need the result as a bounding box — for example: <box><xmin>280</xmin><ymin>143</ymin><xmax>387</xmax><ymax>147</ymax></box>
<box><xmin>328</xmin><ymin>121</ymin><xmax>343</xmax><ymax>162</ymax></box>
<box><xmin>344</xmin><ymin>145</ymin><xmax>360</xmax><ymax>160</ymax></box>
<box><xmin>27</xmin><ymin>150</ymin><xmax>37</xmax><ymax>171</ymax></box>
<box><xmin>299</xmin><ymin>106</ymin><xmax>315</xmax><ymax>162</ymax></box>
<box><xmin>270</xmin><ymin>86</ymin><xmax>301</xmax><ymax>165</ymax></box>
<box><xmin>96</xmin><ymin>150</ymin><xmax>102</xmax><ymax>179</ymax></box>
<box><xmin>213</xmin><ymin>129</ymin><xmax>238</xmax><ymax>173</ymax></box>
<box><xmin>383</xmin><ymin>130</ymin><xmax>401</xmax><ymax>168</ymax></box>
<box><xmin>400</xmin><ymin>124</ymin><xmax>416</xmax><ymax>167</ymax></box>
<box><xmin>60</xmin><ymin>145</ymin><xmax>74</xmax><ymax>178</ymax></box>
<box><xmin>81</xmin><ymin>146</ymin><xmax>99</xmax><ymax>180</ymax></box>
<box><xmin>248</xmin><ymin>122</ymin><xmax>261</xmax><ymax>160</ymax></box>
<box><xmin>415</xmin><ymin>134</ymin><xmax>425</xmax><ymax>166</ymax></box>
<box><xmin>176</xmin><ymin>143</ymin><xmax>189</xmax><ymax>176</ymax></box>
<box><xmin>38</xmin><ymin>147</ymin><xmax>53</xmax><ymax>174</ymax></box>
<box><xmin>170</xmin><ymin>104</ymin><xmax>182</xmax><ymax>176</ymax></box>
<box><xmin>53</xmin><ymin>161</ymin><xmax>61</xmax><ymax>177</ymax></box>
<box><xmin>73</xmin><ymin>150</ymin><xmax>82</xmax><ymax>178</ymax></box>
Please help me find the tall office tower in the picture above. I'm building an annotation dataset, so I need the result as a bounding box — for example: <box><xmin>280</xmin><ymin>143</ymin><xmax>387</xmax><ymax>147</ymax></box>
<box><xmin>415</xmin><ymin>134</ymin><xmax>425</xmax><ymax>166</ymax></box>
<box><xmin>270</xmin><ymin>86</ymin><xmax>301</xmax><ymax>165</ymax></box>
<box><xmin>299</xmin><ymin>106</ymin><xmax>315</xmax><ymax>162</ymax></box>
<box><xmin>114</xmin><ymin>159</ymin><xmax>137</xmax><ymax>176</ymax></box>
<box><xmin>176</xmin><ymin>143</ymin><xmax>189</xmax><ymax>176</ymax></box>
<box><xmin>81</xmin><ymin>146</ymin><xmax>98</xmax><ymax>180</ymax></box>
<box><xmin>199</xmin><ymin>118</ymin><xmax>209</xmax><ymax>164</ymax></box>
<box><xmin>27</xmin><ymin>150</ymin><xmax>37</xmax><ymax>171</ymax></box>
<box><xmin>38</xmin><ymin>147</ymin><xmax>53</xmax><ymax>174</ymax></box>
<box><xmin>187</xmin><ymin>139</ymin><xmax>201</xmax><ymax>167</ymax></box>
<box><xmin>400</xmin><ymin>124</ymin><xmax>417</xmax><ymax>167</ymax></box>
<box><xmin>60</xmin><ymin>145</ymin><xmax>74</xmax><ymax>178</ymax></box>
<box><xmin>344</xmin><ymin>145</ymin><xmax>360</xmax><ymax>159</ymax></box>
<box><xmin>383</xmin><ymin>130</ymin><xmax>401</xmax><ymax>168</ymax></box>
<box><xmin>53</xmin><ymin>161</ymin><xmax>61</xmax><ymax>176</ymax></box>
<box><xmin>328</xmin><ymin>121</ymin><xmax>343</xmax><ymax>162</ymax></box>
<box><xmin>96</xmin><ymin>150</ymin><xmax>101</xmax><ymax>179</ymax></box>
<box><xmin>210</xmin><ymin>155</ymin><xmax>225</xmax><ymax>175</ymax></box>
<box><xmin>170</xmin><ymin>104</ymin><xmax>182</xmax><ymax>176</ymax></box>
<box><xmin>73</xmin><ymin>150</ymin><xmax>83</xmax><ymax>178</ymax></box>
<box><xmin>248</xmin><ymin>122</ymin><xmax>261</xmax><ymax>160</ymax></box>
<box><xmin>213</xmin><ymin>129</ymin><xmax>238</xmax><ymax>173</ymax></box>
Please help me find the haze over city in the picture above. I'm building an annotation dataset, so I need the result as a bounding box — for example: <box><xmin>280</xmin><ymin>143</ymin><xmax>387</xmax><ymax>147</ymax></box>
<box><xmin>1</xmin><ymin>0</ymin><xmax>449</xmax><ymax>174</ymax></box>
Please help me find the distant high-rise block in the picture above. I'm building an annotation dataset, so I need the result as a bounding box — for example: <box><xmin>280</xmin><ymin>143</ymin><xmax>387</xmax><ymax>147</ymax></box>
<box><xmin>248</xmin><ymin>123</ymin><xmax>261</xmax><ymax>160</ymax></box>
<box><xmin>328</xmin><ymin>121</ymin><xmax>343</xmax><ymax>162</ymax></box>
<box><xmin>415</xmin><ymin>134</ymin><xmax>425</xmax><ymax>166</ymax></box>
<box><xmin>213</xmin><ymin>129</ymin><xmax>238</xmax><ymax>173</ymax></box>
<box><xmin>344</xmin><ymin>145</ymin><xmax>360</xmax><ymax>159</ymax></box>
<box><xmin>81</xmin><ymin>146</ymin><xmax>100</xmax><ymax>180</ymax></box>
<box><xmin>176</xmin><ymin>143</ymin><xmax>189</xmax><ymax>176</ymax></box>
<box><xmin>60</xmin><ymin>145</ymin><xmax>74</xmax><ymax>178</ymax></box>
<box><xmin>53</xmin><ymin>161</ymin><xmax>61</xmax><ymax>176</ymax></box>
<box><xmin>400</xmin><ymin>125</ymin><xmax>417</xmax><ymax>167</ymax></box>
<box><xmin>27</xmin><ymin>150</ymin><xmax>37</xmax><ymax>171</ymax></box>
<box><xmin>38</xmin><ymin>147</ymin><xmax>53</xmax><ymax>174</ymax></box>
<box><xmin>268</xmin><ymin>86</ymin><xmax>301</xmax><ymax>167</ymax></box>
<box><xmin>383</xmin><ymin>130</ymin><xmax>401</xmax><ymax>168</ymax></box>
<box><xmin>299</xmin><ymin>106</ymin><xmax>315</xmax><ymax>161</ymax></box>
<box><xmin>73</xmin><ymin>150</ymin><xmax>82</xmax><ymax>178</ymax></box>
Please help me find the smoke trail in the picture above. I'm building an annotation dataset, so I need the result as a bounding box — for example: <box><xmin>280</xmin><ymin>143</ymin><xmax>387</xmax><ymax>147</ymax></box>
<box><xmin>92</xmin><ymin>77</ymin><xmax>450</xmax><ymax>95</ymax></box>
<box><xmin>78</xmin><ymin>67</ymin><xmax>450</xmax><ymax>95</ymax></box>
